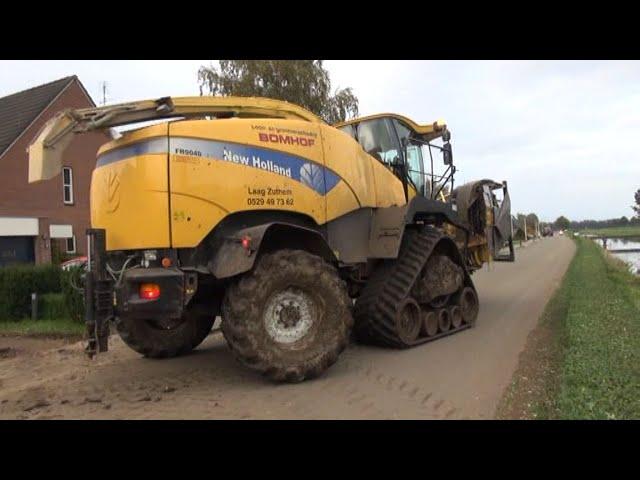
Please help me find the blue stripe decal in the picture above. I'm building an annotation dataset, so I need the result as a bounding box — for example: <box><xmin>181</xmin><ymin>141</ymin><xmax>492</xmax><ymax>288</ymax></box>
<box><xmin>96</xmin><ymin>137</ymin><xmax>167</xmax><ymax>167</ymax></box>
<box><xmin>97</xmin><ymin>136</ymin><xmax>341</xmax><ymax>196</ymax></box>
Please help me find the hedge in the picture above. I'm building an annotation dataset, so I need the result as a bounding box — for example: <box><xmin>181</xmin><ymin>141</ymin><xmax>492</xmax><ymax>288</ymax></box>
<box><xmin>38</xmin><ymin>293</ymin><xmax>68</xmax><ymax>320</ymax></box>
<box><xmin>61</xmin><ymin>266</ymin><xmax>85</xmax><ymax>323</ymax></box>
<box><xmin>0</xmin><ymin>264</ymin><xmax>62</xmax><ymax>320</ymax></box>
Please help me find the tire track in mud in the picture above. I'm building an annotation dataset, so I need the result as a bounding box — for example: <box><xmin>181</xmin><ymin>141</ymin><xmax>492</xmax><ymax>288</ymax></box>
<box><xmin>1</xmin><ymin>336</ymin><xmax>456</xmax><ymax>419</ymax></box>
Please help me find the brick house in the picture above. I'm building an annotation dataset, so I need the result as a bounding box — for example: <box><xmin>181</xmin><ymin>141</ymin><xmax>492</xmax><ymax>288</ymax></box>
<box><xmin>0</xmin><ymin>76</ymin><xmax>111</xmax><ymax>266</ymax></box>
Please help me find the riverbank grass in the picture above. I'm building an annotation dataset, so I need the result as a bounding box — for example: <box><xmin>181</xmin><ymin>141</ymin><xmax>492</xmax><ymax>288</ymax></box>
<box><xmin>555</xmin><ymin>238</ymin><xmax>640</xmax><ymax>418</ymax></box>
<box><xmin>579</xmin><ymin>225</ymin><xmax>640</xmax><ymax>237</ymax></box>
<box><xmin>498</xmin><ymin>236</ymin><xmax>640</xmax><ymax>419</ymax></box>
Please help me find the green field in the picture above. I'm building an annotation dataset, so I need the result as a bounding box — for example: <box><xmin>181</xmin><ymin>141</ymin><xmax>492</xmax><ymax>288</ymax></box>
<box><xmin>0</xmin><ymin>318</ymin><xmax>84</xmax><ymax>338</ymax></box>
<box><xmin>579</xmin><ymin>225</ymin><xmax>640</xmax><ymax>237</ymax></box>
<box><xmin>538</xmin><ymin>237</ymin><xmax>640</xmax><ymax>419</ymax></box>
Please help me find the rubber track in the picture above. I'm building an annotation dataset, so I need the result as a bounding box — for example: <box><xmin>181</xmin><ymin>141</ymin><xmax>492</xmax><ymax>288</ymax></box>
<box><xmin>354</xmin><ymin>226</ymin><xmax>473</xmax><ymax>348</ymax></box>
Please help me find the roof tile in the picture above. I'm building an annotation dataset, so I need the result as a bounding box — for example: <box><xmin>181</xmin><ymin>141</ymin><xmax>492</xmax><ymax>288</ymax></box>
<box><xmin>0</xmin><ymin>76</ymin><xmax>76</xmax><ymax>156</ymax></box>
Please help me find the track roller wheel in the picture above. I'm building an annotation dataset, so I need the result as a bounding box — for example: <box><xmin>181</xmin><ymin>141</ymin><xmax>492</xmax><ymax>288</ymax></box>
<box><xmin>396</xmin><ymin>298</ymin><xmax>422</xmax><ymax>344</ymax></box>
<box><xmin>450</xmin><ymin>305</ymin><xmax>463</xmax><ymax>329</ymax></box>
<box><xmin>457</xmin><ymin>287</ymin><xmax>479</xmax><ymax>326</ymax></box>
<box><xmin>421</xmin><ymin>309</ymin><xmax>438</xmax><ymax>337</ymax></box>
<box><xmin>437</xmin><ymin>308</ymin><xmax>451</xmax><ymax>332</ymax></box>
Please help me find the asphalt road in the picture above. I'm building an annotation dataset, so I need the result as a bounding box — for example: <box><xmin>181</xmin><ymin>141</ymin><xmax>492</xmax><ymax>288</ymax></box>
<box><xmin>0</xmin><ymin>236</ymin><xmax>575</xmax><ymax>419</ymax></box>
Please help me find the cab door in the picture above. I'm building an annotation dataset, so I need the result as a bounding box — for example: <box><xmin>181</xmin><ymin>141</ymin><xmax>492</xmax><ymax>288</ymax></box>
<box><xmin>390</xmin><ymin>119</ymin><xmax>427</xmax><ymax>199</ymax></box>
<box><xmin>354</xmin><ymin>118</ymin><xmax>407</xmax><ymax>207</ymax></box>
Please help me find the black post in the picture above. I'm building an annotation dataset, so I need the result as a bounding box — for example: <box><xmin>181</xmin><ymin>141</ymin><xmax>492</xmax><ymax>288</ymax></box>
<box><xmin>31</xmin><ymin>293</ymin><xmax>38</xmax><ymax>321</ymax></box>
<box><xmin>86</xmin><ymin>228</ymin><xmax>111</xmax><ymax>355</ymax></box>
<box><xmin>84</xmin><ymin>231</ymin><xmax>97</xmax><ymax>357</ymax></box>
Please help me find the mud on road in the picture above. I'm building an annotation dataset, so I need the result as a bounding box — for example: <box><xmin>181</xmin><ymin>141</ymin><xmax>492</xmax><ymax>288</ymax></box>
<box><xmin>0</xmin><ymin>236</ymin><xmax>575</xmax><ymax>420</ymax></box>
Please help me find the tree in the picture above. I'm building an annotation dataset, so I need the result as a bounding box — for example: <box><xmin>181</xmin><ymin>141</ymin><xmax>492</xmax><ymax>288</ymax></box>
<box><xmin>198</xmin><ymin>60</ymin><xmax>359</xmax><ymax>124</ymax></box>
<box><xmin>633</xmin><ymin>189</ymin><xmax>640</xmax><ymax>217</ymax></box>
<box><xmin>554</xmin><ymin>216</ymin><xmax>570</xmax><ymax>230</ymax></box>
<box><xmin>526</xmin><ymin>213</ymin><xmax>540</xmax><ymax>237</ymax></box>
<box><xmin>512</xmin><ymin>213</ymin><xmax>527</xmax><ymax>240</ymax></box>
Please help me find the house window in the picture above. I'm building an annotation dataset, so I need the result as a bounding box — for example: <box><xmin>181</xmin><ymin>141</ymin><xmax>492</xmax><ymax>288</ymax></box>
<box><xmin>66</xmin><ymin>235</ymin><xmax>76</xmax><ymax>254</ymax></box>
<box><xmin>63</xmin><ymin>167</ymin><xmax>74</xmax><ymax>204</ymax></box>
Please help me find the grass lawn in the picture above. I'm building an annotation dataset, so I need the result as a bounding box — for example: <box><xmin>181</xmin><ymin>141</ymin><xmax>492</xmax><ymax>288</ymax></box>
<box><xmin>579</xmin><ymin>225</ymin><xmax>640</xmax><ymax>237</ymax></box>
<box><xmin>501</xmin><ymin>235</ymin><xmax>640</xmax><ymax>419</ymax></box>
<box><xmin>555</xmin><ymin>237</ymin><xmax>640</xmax><ymax>418</ymax></box>
<box><xmin>0</xmin><ymin>318</ymin><xmax>84</xmax><ymax>338</ymax></box>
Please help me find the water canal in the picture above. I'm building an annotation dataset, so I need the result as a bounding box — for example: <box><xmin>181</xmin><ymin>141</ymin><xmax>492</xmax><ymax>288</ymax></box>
<box><xmin>592</xmin><ymin>236</ymin><xmax>640</xmax><ymax>275</ymax></box>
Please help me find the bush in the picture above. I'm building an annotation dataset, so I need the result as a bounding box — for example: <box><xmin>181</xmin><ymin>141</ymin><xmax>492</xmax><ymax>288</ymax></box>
<box><xmin>38</xmin><ymin>293</ymin><xmax>68</xmax><ymax>320</ymax></box>
<box><xmin>61</xmin><ymin>266</ymin><xmax>85</xmax><ymax>323</ymax></box>
<box><xmin>0</xmin><ymin>264</ymin><xmax>62</xmax><ymax>320</ymax></box>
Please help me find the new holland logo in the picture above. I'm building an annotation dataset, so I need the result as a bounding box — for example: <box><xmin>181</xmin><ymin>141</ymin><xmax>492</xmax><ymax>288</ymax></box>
<box><xmin>105</xmin><ymin>171</ymin><xmax>120</xmax><ymax>213</ymax></box>
<box><xmin>299</xmin><ymin>163</ymin><xmax>324</xmax><ymax>192</ymax></box>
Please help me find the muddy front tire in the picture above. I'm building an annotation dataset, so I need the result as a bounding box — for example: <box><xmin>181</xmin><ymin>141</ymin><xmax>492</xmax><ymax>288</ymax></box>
<box><xmin>115</xmin><ymin>303</ymin><xmax>215</xmax><ymax>359</ymax></box>
<box><xmin>222</xmin><ymin>249</ymin><xmax>353</xmax><ymax>383</ymax></box>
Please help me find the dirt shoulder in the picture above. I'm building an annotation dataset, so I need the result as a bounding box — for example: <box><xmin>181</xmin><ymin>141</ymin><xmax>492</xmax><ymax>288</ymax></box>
<box><xmin>0</xmin><ymin>335</ymin><xmax>78</xmax><ymax>359</ymax></box>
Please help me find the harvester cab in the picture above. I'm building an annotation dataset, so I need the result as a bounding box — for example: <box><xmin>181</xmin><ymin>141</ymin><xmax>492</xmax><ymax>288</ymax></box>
<box><xmin>335</xmin><ymin>113</ymin><xmax>515</xmax><ymax>268</ymax></box>
<box><xmin>28</xmin><ymin>96</ymin><xmax>514</xmax><ymax>382</ymax></box>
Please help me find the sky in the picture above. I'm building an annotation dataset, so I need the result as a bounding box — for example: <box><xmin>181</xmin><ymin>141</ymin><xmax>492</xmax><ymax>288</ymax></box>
<box><xmin>1</xmin><ymin>60</ymin><xmax>638</xmax><ymax>222</ymax></box>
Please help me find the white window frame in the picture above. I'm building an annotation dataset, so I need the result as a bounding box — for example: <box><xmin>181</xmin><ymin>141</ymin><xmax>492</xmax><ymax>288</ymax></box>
<box><xmin>62</xmin><ymin>166</ymin><xmax>74</xmax><ymax>205</ymax></box>
<box><xmin>66</xmin><ymin>235</ymin><xmax>76</xmax><ymax>254</ymax></box>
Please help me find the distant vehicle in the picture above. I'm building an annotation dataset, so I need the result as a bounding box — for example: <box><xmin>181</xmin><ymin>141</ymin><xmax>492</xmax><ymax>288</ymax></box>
<box><xmin>558</xmin><ymin>230</ymin><xmax>564</xmax><ymax>236</ymax></box>
<box><xmin>61</xmin><ymin>256</ymin><xmax>87</xmax><ymax>271</ymax></box>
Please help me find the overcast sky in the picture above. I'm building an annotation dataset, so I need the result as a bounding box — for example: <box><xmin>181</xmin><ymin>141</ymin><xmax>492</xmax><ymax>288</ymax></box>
<box><xmin>1</xmin><ymin>60</ymin><xmax>637</xmax><ymax>222</ymax></box>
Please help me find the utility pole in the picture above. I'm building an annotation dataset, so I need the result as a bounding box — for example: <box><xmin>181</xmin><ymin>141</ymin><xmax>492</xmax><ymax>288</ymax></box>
<box><xmin>100</xmin><ymin>81</ymin><xmax>108</xmax><ymax>106</ymax></box>
<box><xmin>524</xmin><ymin>216</ymin><xmax>528</xmax><ymax>242</ymax></box>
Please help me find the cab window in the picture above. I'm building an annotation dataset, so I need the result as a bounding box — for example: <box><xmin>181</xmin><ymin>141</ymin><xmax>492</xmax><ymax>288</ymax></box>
<box><xmin>356</xmin><ymin>118</ymin><xmax>402</xmax><ymax>167</ymax></box>
<box><xmin>406</xmin><ymin>145</ymin><xmax>426</xmax><ymax>196</ymax></box>
<box><xmin>338</xmin><ymin>124</ymin><xmax>356</xmax><ymax>140</ymax></box>
<box><xmin>392</xmin><ymin>119</ymin><xmax>427</xmax><ymax>196</ymax></box>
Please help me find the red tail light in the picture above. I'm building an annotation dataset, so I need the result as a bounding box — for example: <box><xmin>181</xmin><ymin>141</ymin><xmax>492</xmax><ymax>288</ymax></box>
<box><xmin>139</xmin><ymin>283</ymin><xmax>160</xmax><ymax>300</ymax></box>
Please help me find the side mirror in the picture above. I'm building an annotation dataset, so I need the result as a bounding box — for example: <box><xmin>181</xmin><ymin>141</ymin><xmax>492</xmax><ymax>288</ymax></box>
<box><xmin>443</xmin><ymin>142</ymin><xmax>453</xmax><ymax>165</ymax></box>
